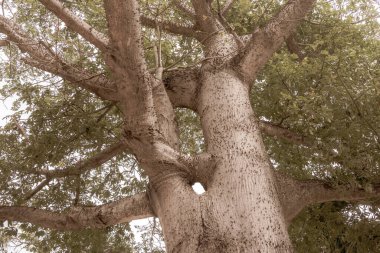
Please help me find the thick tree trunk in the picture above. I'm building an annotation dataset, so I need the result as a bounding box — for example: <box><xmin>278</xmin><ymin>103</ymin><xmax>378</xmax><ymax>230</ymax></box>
<box><xmin>152</xmin><ymin>69</ymin><xmax>293</xmax><ymax>252</ymax></box>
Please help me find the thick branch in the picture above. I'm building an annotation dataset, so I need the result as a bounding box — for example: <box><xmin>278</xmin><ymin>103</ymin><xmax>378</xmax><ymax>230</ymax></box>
<box><xmin>38</xmin><ymin>0</ymin><xmax>109</xmax><ymax>51</ymax></box>
<box><xmin>163</xmin><ymin>69</ymin><xmax>311</xmax><ymax>146</ymax></box>
<box><xmin>0</xmin><ymin>193</ymin><xmax>154</xmax><ymax>230</ymax></box>
<box><xmin>163</xmin><ymin>70</ymin><xmax>311</xmax><ymax>145</ymax></box>
<box><xmin>141</xmin><ymin>16</ymin><xmax>198</xmax><ymax>38</ymax></box>
<box><xmin>104</xmin><ymin>0</ymin><xmax>147</xmax><ymax>74</ymax></box>
<box><xmin>191</xmin><ymin>0</ymin><xmax>218</xmax><ymax>33</ymax></box>
<box><xmin>234</xmin><ymin>0</ymin><xmax>316</xmax><ymax>82</ymax></box>
<box><xmin>103</xmin><ymin>1</ymin><xmax>181</xmax><ymax>173</ymax></box>
<box><xmin>103</xmin><ymin>0</ymin><xmax>156</xmax><ymax>133</ymax></box>
<box><xmin>0</xmin><ymin>15</ymin><xmax>117</xmax><ymax>101</ymax></box>
<box><xmin>172</xmin><ymin>0</ymin><xmax>196</xmax><ymax>19</ymax></box>
<box><xmin>275</xmin><ymin>172</ymin><xmax>380</xmax><ymax>224</ymax></box>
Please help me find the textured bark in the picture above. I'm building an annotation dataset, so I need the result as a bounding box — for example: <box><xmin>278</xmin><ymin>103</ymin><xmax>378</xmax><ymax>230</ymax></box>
<box><xmin>195</xmin><ymin>70</ymin><xmax>292</xmax><ymax>252</ymax></box>
<box><xmin>143</xmin><ymin>29</ymin><xmax>292</xmax><ymax>251</ymax></box>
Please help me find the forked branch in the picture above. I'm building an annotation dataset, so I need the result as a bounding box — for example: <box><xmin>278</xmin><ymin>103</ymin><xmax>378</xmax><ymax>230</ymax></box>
<box><xmin>0</xmin><ymin>193</ymin><xmax>154</xmax><ymax>230</ymax></box>
<box><xmin>234</xmin><ymin>0</ymin><xmax>316</xmax><ymax>82</ymax></box>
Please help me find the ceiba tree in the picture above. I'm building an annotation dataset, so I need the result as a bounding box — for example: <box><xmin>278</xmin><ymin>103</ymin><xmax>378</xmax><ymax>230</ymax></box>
<box><xmin>0</xmin><ymin>0</ymin><xmax>379</xmax><ymax>252</ymax></box>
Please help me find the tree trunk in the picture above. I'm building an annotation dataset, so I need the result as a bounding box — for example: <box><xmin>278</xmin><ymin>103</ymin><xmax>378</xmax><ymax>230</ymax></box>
<box><xmin>152</xmin><ymin>69</ymin><xmax>293</xmax><ymax>252</ymax></box>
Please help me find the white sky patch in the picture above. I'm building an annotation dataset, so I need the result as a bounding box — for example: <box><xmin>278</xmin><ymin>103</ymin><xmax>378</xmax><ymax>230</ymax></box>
<box><xmin>130</xmin><ymin>218</ymin><xmax>151</xmax><ymax>243</ymax></box>
<box><xmin>192</xmin><ymin>182</ymin><xmax>205</xmax><ymax>195</ymax></box>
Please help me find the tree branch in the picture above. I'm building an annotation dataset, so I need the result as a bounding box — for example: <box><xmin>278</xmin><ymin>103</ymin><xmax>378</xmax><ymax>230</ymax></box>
<box><xmin>275</xmin><ymin>172</ymin><xmax>380</xmax><ymax>225</ymax></box>
<box><xmin>38</xmin><ymin>0</ymin><xmax>109</xmax><ymax>51</ymax></box>
<box><xmin>0</xmin><ymin>193</ymin><xmax>154</xmax><ymax>230</ymax></box>
<box><xmin>21</xmin><ymin>141</ymin><xmax>128</xmax><ymax>202</ymax></box>
<box><xmin>103</xmin><ymin>0</ymin><xmax>156</xmax><ymax>134</ymax></box>
<box><xmin>33</xmin><ymin>140</ymin><xmax>129</xmax><ymax>178</ymax></box>
<box><xmin>172</xmin><ymin>0</ymin><xmax>196</xmax><ymax>19</ymax></box>
<box><xmin>221</xmin><ymin>0</ymin><xmax>236</xmax><ymax>16</ymax></box>
<box><xmin>285</xmin><ymin>34</ymin><xmax>305</xmax><ymax>61</ymax></box>
<box><xmin>103</xmin><ymin>0</ymin><xmax>147</xmax><ymax>75</ymax></box>
<box><xmin>140</xmin><ymin>15</ymin><xmax>199</xmax><ymax>38</ymax></box>
<box><xmin>0</xmin><ymin>15</ymin><xmax>117</xmax><ymax>101</ymax></box>
<box><xmin>191</xmin><ymin>0</ymin><xmax>218</xmax><ymax>33</ymax></box>
<box><xmin>259</xmin><ymin>121</ymin><xmax>311</xmax><ymax>146</ymax></box>
<box><xmin>23</xmin><ymin>178</ymin><xmax>51</xmax><ymax>202</ymax></box>
<box><xmin>216</xmin><ymin>5</ymin><xmax>244</xmax><ymax>49</ymax></box>
<box><xmin>234</xmin><ymin>0</ymin><xmax>316</xmax><ymax>82</ymax></box>
<box><xmin>23</xmin><ymin>58</ymin><xmax>117</xmax><ymax>101</ymax></box>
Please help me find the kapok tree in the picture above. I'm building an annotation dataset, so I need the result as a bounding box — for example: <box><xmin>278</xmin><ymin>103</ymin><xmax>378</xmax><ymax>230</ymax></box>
<box><xmin>0</xmin><ymin>0</ymin><xmax>379</xmax><ymax>252</ymax></box>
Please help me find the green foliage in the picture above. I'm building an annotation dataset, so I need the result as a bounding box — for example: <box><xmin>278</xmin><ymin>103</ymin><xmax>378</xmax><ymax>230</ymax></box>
<box><xmin>16</xmin><ymin>225</ymin><xmax>134</xmax><ymax>253</ymax></box>
<box><xmin>290</xmin><ymin>203</ymin><xmax>380</xmax><ymax>253</ymax></box>
<box><xmin>253</xmin><ymin>0</ymin><xmax>380</xmax><ymax>186</ymax></box>
<box><xmin>0</xmin><ymin>0</ymin><xmax>379</xmax><ymax>251</ymax></box>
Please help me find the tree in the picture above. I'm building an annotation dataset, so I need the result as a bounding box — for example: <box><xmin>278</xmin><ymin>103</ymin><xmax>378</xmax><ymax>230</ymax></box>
<box><xmin>0</xmin><ymin>0</ymin><xmax>379</xmax><ymax>252</ymax></box>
